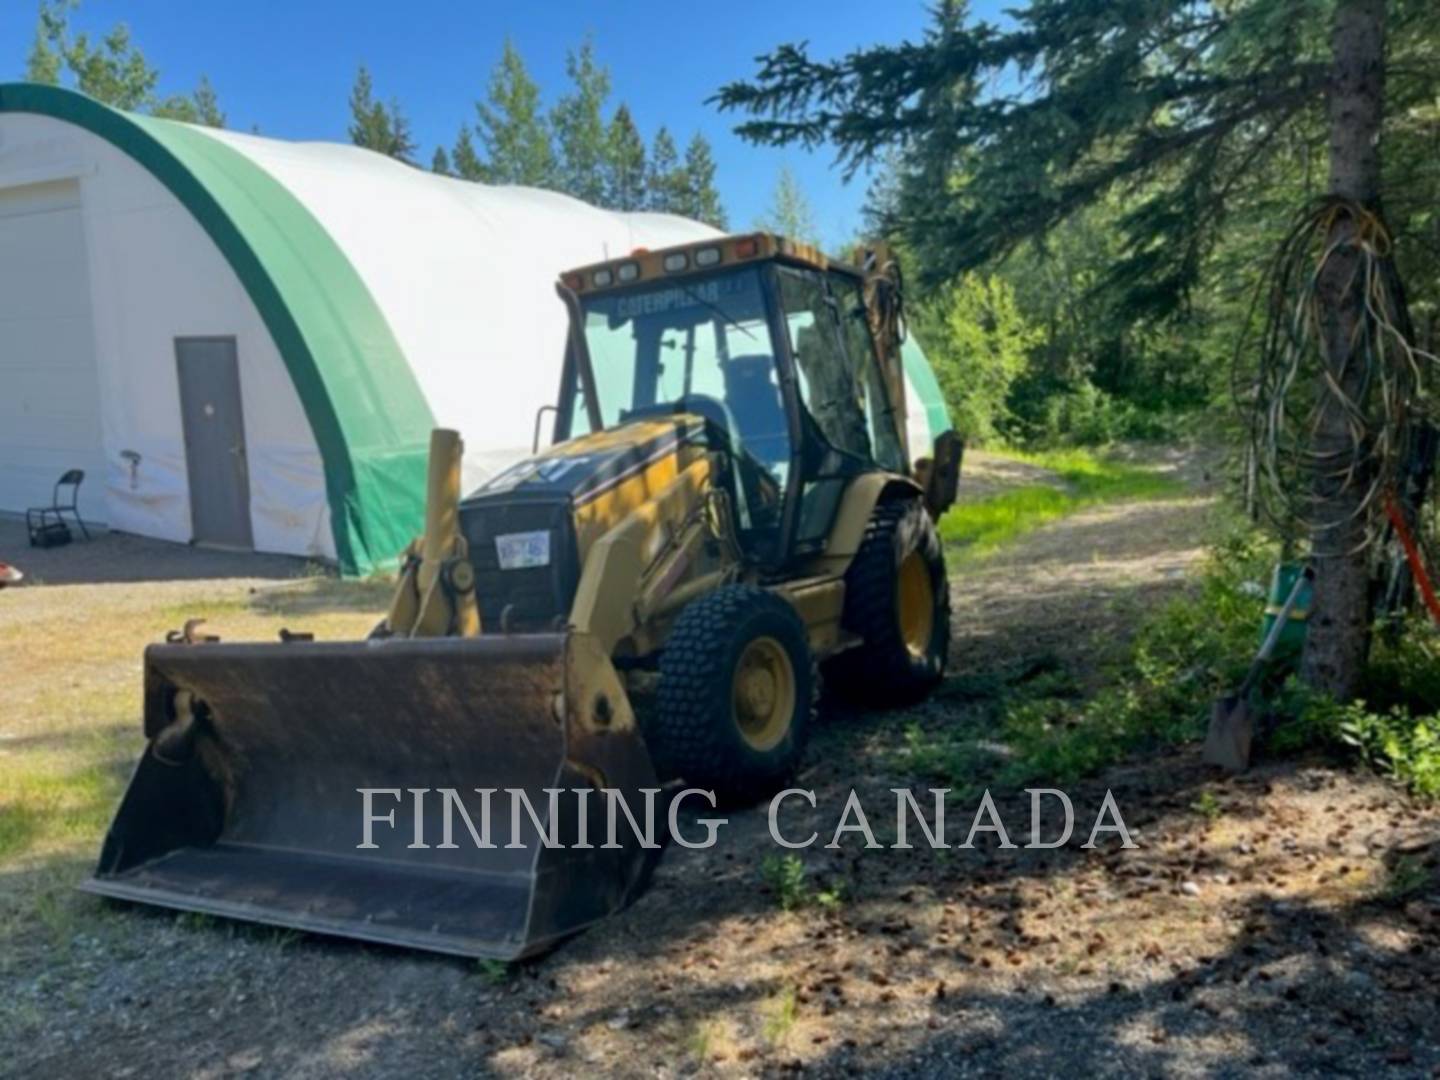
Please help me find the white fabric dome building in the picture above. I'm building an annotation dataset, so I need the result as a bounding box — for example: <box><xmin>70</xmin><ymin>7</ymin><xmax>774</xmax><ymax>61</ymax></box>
<box><xmin>0</xmin><ymin>83</ymin><xmax>950</xmax><ymax>573</ymax></box>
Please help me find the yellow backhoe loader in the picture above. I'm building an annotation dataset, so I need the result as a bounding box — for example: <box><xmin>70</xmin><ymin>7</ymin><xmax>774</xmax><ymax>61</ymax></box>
<box><xmin>82</xmin><ymin>233</ymin><xmax>963</xmax><ymax>959</ymax></box>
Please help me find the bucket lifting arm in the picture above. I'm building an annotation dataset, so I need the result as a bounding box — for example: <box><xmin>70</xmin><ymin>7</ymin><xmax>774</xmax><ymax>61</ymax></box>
<box><xmin>383</xmin><ymin>429</ymin><xmax>481</xmax><ymax>638</ymax></box>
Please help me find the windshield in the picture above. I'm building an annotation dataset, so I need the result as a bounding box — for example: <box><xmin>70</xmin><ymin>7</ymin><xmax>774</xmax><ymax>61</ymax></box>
<box><xmin>571</xmin><ymin>267</ymin><xmax>792</xmax><ymax>467</ymax></box>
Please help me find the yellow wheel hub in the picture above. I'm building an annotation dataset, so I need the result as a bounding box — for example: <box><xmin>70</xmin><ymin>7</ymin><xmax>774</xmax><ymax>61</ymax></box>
<box><xmin>897</xmin><ymin>551</ymin><xmax>935</xmax><ymax>658</ymax></box>
<box><xmin>732</xmin><ymin>636</ymin><xmax>796</xmax><ymax>752</ymax></box>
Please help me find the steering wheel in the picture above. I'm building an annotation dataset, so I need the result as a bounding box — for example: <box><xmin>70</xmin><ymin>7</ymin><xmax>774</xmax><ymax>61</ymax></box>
<box><xmin>620</xmin><ymin>396</ymin><xmax>782</xmax><ymax>523</ymax></box>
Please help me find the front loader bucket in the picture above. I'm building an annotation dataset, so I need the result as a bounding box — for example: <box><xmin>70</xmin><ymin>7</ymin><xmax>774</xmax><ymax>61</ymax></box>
<box><xmin>81</xmin><ymin>632</ymin><xmax>660</xmax><ymax>960</ymax></box>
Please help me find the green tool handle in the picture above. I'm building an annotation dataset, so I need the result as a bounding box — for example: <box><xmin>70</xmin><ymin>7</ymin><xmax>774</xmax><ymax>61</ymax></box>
<box><xmin>1240</xmin><ymin>566</ymin><xmax>1313</xmax><ymax>698</ymax></box>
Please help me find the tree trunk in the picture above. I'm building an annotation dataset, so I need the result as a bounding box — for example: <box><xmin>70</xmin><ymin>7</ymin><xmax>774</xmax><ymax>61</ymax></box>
<box><xmin>1300</xmin><ymin>0</ymin><xmax>1386</xmax><ymax>699</ymax></box>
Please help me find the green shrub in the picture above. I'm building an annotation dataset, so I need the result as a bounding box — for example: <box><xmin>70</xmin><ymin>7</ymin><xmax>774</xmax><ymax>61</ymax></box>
<box><xmin>1006</xmin><ymin>378</ymin><xmax>1196</xmax><ymax>447</ymax></box>
<box><xmin>1338</xmin><ymin>703</ymin><xmax>1440</xmax><ymax>799</ymax></box>
<box><xmin>760</xmin><ymin>854</ymin><xmax>807</xmax><ymax>912</ymax></box>
<box><xmin>1362</xmin><ymin>625</ymin><xmax>1440</xmax><ymax>713</ymax></box>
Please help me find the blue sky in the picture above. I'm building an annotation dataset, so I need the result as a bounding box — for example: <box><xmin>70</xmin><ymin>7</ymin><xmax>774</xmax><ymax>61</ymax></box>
<box><xmin>2</xmin><ymin>1</ymin><xmax>1006</xmax><ymax>248</ymax></box>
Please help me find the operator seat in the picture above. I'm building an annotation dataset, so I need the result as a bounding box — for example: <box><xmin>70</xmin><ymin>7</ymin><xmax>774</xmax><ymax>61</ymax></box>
<box><xmin>723</xmin><ymin>355</ymin><xmax>790</xmax><ymax>467</ymax></box>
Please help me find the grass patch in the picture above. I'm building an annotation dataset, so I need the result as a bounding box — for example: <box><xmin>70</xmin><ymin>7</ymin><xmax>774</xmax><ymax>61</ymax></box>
<box><xmin>0</xmin><ymin>750</ymin><xmax>124</xmax><ymax>862</ymax></box>
<box><xmin>1190</xmin><ymin>791</ymin><xmax>1224</xmax><ymax>822</ymax></box>
<box><xmin>761</xmin><ymin>986</ymin><xmax>799</xmax><ymax>1046</ymax></box>
<box><xmin>940</xmin><ymin>448</ymin><xmax>1182</xmax><ymax>558</ymax></box>
<box><xmin>758</xmin><ymin>854</ymin><xmax>848</xmax><ymax>914</ymax></box>
<box><xmin>474</xmin><ymin>958</ymin><xmax>511</xmax><ymax>984</ymax></box>
<box><xmin>1381</xmin><ymin>855</ymin><xmax>1431</xmax><ymax>902</ymax></box>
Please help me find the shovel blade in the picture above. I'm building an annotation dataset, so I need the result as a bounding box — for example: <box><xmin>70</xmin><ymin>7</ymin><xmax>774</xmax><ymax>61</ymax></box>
<box><xmin>81</xmin><ymin>632</ymin><xmax>660</xmax><ymax>959</ymax></box>
<box><xmin>1203</xmin><ymin>695</ymin><xmax>1253</xmax><ymax>773</ymax></box>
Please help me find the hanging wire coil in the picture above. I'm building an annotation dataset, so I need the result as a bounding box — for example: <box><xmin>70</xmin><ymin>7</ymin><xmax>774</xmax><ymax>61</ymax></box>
<box><xmin>1239</xmin><ymin>197</ymin><xmax>1438</xmax><ymax>555</ymax></box>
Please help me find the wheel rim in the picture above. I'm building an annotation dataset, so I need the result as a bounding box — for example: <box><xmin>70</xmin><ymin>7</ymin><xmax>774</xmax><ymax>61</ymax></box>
<box><xmin>732</xmin><ymin>636</ymin><xmax>796</xmax><ymax>752</ymax></box>
<box><xmin>897</xmin><ymin>551</ymin><xmax>935</xmax><ymax>658</ymax></box>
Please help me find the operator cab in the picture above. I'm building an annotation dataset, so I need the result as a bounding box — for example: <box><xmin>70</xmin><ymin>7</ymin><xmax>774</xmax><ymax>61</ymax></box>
<box><xmin>555</xmin><ymin>234</ymin><xmax>908</xmax><ymax>566</ymax></box>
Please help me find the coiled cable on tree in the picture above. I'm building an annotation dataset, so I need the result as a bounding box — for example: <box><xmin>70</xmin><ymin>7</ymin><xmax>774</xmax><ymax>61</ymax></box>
<box><xmin>1236</xmin><ymin>197</ymin><xmax>1438</xmax><ymax>556</ymax></box>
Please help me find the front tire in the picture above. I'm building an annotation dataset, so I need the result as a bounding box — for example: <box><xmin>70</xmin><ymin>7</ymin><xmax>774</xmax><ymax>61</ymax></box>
<box><xmin>651</xmin><ymin>585</ymin><xmax>815</xmax><ymax>806</ymax></box>
<box><xmin>834</xmin><ymin>498</ymin><xmax>950</xmax><ymax>704</ymax></box>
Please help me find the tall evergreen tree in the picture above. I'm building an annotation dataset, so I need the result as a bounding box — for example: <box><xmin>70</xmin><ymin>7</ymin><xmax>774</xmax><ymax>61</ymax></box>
<box><xmin>24</xmin><ymin>0</ymin><xmax>65</xmax><ymax>84</ymax></box>
<box><xmin>603</xmin><ymin>105</ymin><xmax>647</xmax><ymax>211</ymax></box>
<box><xmin>716</xmin><ymin>0</ymin><xmax>1436</xmax><ymax>698</ymax></box>
<box><xmin>475</xmin><ymin>40</ymin><xmax>555</xmax><ymax>187</ymax></box>
<box><xmin>451</xmin><ymin>126</ymin><xmax>487</xmax><ymax>182</ymax></box>
<box><xmin>550</xmin><ymin>39</ymin><xmax>611</xmax><ymax>203</ymax></box>
<box><xmin>676</xmin><ymin>133</ymin><xmax>728</xmax><ymax>229</ymax></box>
<box><xmin>645</xmin><ymin>125</ymin><xmax>684</xmax><ymax>212</ymax></box>
<box><xmin>754</xmin><ymin>165</ymin><xmax>816</xmax><ymax>244</ymax></box>
<box><xmin>431</xmin><ymin>146</ymin><xmax>453</xmax><ymax>176</ymax></box>
<box><xmin>24</xmin><ymin>0</ymin><xmax>224</xmax><ymax>124</ymax></box>
<box><xmin>62</xmin><ymin>21</ymin><xmax>157</xmax><ymax>110</ymax></box>
<box><xmin>153</xmin><ymin>74</ymin><xmax>225</xmax><ymax>127</ymax></box>
<box><xmin>188</xmin><ymin>75</ymin><xmax>225</xmax><ymax>128</ymax></box>
<box><xmin>347</xmin><ymin>65</ymin><xmax>416</xmax><ymax>163</ymax></box>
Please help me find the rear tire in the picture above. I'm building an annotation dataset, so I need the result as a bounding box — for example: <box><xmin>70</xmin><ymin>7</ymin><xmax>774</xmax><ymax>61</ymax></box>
<box><xmin>833</xmin><ymin>498</ymin><xmax>950</xmax><ymax>705</ymax></box>
<box><xmin>651</xmin><ymin>585</ymin><xmax>815</xmax><ymax>806</ymax></box>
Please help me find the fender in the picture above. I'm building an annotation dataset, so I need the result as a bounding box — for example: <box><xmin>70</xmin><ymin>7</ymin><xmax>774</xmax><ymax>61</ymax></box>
<box><xmin>805</xmin><ymin>471</ymin><xmax>924</xmax><ymax>576</ymax></box>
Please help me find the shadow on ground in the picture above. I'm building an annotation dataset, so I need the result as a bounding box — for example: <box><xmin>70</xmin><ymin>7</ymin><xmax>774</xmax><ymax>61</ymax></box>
<box><xmin>0</xmin><ymin>519</ymin><xmax>319</xmax><ymax>586</ymax></box>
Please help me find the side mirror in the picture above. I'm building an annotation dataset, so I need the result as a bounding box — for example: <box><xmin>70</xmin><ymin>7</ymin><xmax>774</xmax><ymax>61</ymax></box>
<box><xmin>919</xmin><ymin>430</ymin><xmax>964</xmax><ymax>520</ymax></box>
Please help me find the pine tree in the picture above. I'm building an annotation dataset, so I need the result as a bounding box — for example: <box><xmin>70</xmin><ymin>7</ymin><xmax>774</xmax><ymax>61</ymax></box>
<box><xmin>189</xmin><ymin>75</ymin><xmax>225</xmax><ymax>128</ymax></box>
<box><xmin>154</xmin><ymin>75</ymin><xmax>226</xmax><ymax>127</ymax></box>
<box><xmin>754</xmin><ymin>166</ymin><xmax>816</xmax><ymax>244</ymax></box>
<box><xmin>645</xmin><ymin>126</ymin><xmax>684</xmax><ymax>213</ymax></box>
<box><xmin>676</xmin><ymin>132</ymin><xmax>727</xmax><ymax>229</ymax></box>
<box><xmin>602</xmin><ymin>105</ymin><xmax>647</xmax><ymax>210</ymax></box>
<box><xmin>550</xmin><ymin>39</ymin><xmax>611</xmax><ymax>203</ymax></box>
<box><xmin>48</xmin><ymin>12</ymin><xmax>160</xmax><ymax>111</ymax></box>
<box><xmin>451</xmin><ymin>126</ymin><xmax>487</xmax><ymax>182</ymax></box>
<box><xmin>347</xmin><ymin>66</ymin><xmax>416</xmax><ymax>163</ymax></box>
<box><xmin>476</xmin><ymin>40</ymin><xmax>555</xmax><ymax>187</ymax></box>
<box><xmin>24</xmin><ymin>0</ymin><xmax>65</xmax><ymax>84</ymax></box>
<box><xmin>23</xmin><ymin>1</ymin><xmax>226</xmax><ymax>125</ymax></box>
<box><xmin>431</xmin><ymin>147</ymin><xmax>453</xmax><ymax>176</ymax></box>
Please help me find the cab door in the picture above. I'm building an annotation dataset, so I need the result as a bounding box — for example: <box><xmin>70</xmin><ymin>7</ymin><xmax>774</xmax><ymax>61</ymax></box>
<box><xmin>771</xmin><ymin>266</ymin><xmax>906</xmax><ymax>555</ymax></box>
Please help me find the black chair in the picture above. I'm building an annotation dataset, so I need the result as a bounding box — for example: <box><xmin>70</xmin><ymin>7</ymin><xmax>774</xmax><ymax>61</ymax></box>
<box><xmin>27</xmin><ymin>469</ymin><xmax>90</xmax><ymax>547</ymax></box>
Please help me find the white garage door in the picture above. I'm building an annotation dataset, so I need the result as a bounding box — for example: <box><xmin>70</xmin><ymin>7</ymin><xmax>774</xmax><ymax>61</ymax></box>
<box><xmin>0</xmin><ymin>179</ymin><xmax>105</xmax><ymax>520</ymax></box>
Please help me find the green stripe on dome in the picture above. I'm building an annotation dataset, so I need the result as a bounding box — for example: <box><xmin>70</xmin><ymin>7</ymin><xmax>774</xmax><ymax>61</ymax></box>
<box><xmin>0</xmin><ymin>82</ymin><xmax>433</xmax><ymax>574</ymax></box>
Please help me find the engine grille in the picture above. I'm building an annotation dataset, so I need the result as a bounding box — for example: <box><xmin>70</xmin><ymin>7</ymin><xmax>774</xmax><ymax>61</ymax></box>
<box><xmin>459</xmin><ymin>495</ymin><xmax>580</xmax><ymax>633</ymax></box>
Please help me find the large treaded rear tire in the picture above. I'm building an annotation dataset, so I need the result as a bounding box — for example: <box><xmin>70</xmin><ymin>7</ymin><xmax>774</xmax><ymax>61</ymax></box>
<box><xmin>833</xmin><ymin>497</ymin><xmax>950</xmax><ymax>705</ymax></box>
<box><xmin>652</xmin><ymin>585</ymin><xmax>815</xmax><ymax>806</ymax></box>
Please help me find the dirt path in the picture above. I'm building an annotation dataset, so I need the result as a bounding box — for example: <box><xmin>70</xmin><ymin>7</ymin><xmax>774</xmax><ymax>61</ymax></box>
<box><xmin>4</xmin><ymin>462</ymin><xmax>1438</xmax><ymax>1078</ymax></box>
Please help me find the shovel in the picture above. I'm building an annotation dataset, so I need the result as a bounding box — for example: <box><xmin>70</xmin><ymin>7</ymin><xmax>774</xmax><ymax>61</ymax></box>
<box><xmin>1203</xmin><ymin>565</ymin><xmax>1314</xmax><ymax>772</ymax></box>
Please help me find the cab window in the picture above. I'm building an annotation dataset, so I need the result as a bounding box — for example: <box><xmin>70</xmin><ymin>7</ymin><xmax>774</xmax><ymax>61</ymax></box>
<box><xmin>568</xmin><ymin>267</ymin><xmax>792</xmax><ymax>552</ymax></box>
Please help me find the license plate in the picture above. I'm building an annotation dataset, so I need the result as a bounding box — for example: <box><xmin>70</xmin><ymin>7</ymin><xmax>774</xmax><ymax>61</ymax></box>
<box><xmin>495</xmin><ymin>530</ymin><xmax>551</xmax><ymax>570</ymax></box>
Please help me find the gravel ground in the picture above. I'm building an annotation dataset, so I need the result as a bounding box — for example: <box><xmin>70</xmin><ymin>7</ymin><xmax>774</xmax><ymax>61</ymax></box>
<box><xmin>2</xmin><ymin>454</ymin><xmax>1437</xmax><ymax>1078</ymax></box>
